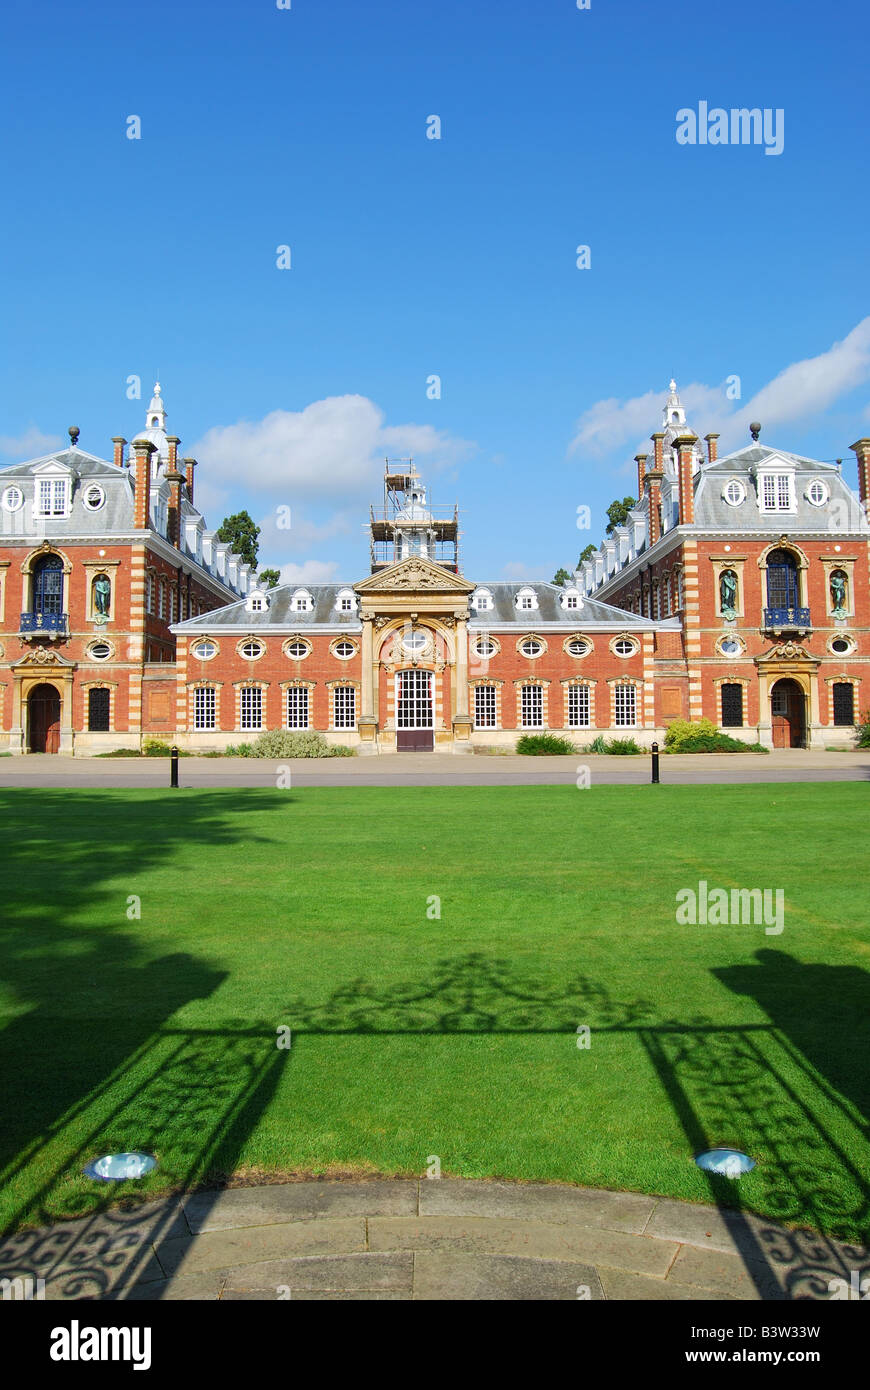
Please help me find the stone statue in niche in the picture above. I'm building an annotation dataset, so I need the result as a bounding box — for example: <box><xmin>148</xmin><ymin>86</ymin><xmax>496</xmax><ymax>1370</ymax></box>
<box><xmin>830</xmin><ymin>570</ymin><xmax>848</xmax><ymax>617</ymax></box>
<box><xmin>719</xmin><ymin>569</ymin><xmax>738</xmax><ymax>620</ymax></box>
<box><xmin>93</xmin><ymin>574</ymin><xmax>111</xmax><ymax>623</ymax></box>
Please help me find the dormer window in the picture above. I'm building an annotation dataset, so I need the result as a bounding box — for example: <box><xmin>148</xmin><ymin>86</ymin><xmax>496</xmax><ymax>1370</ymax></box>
<box><xmin>723</xmin><ymin>479</ymin><xmax>745</xmax><ymax>506</ymax></box>
<box><xmin>760</xmin><ymin>473</ymin><xmax>794</xmax><ymax>512</ymax></box>
<box><xmin>473</xmin><ymin>589</ymin><xmax>494</xmax><ymax>612</ymax></box>
<box><xmin>516</xmin><ymin>588</ymin><xmax>538</xmax><ymax>611</ymax></box>
<box><xmin>291</xmin><ymin>589</ymin><xmax>313</xmax><ymax>612</ymax></box>
<box><xmin>246</xmin><ymin>589</ymin><xmax>270</xmax><ymax>614</ymax></box>
<box><xmin>335</xmin><ymin>589</ymin><xmax>356</xmax><ymax>613</ymax></box>
<box><xmin>561</xmin><ymin>589</ymin><xmax>582</xmax><ymax>611</ymax></box>
<box><xmin>36</xmin><ymin>478</ymin><xmax>69</xmax><ymax>517</ymax></box>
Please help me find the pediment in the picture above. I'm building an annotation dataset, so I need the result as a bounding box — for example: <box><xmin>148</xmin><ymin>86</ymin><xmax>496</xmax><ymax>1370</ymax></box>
<box><xmin>11</xmin><ymin>646</ymin><xmax>77</xmax><ymax>669</ymax></box>
<box><xmin>756</xmin><ymin>642</ymin><xmax>820</xmax><ymax>665</ymax></box>
<box><xmin>355</xmin><ymin>558</ymin><xmax>474</xmax><ymax>595</ymax></box>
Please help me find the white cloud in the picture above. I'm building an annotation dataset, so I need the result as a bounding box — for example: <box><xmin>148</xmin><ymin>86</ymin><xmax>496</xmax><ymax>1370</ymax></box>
<box><xmin>0</xmin><ymin>427</ymin><xmax>64</xmax><ymax>460</ymax></box>
<box><xmin>568</xmin><ymin>317</ymin><xmax>870</xmax><ymax>459</ymax></box>
<box><xmin>277</xmin><ymin>559</ymin><xmax>342</xmax><ymax>584</ymax></box>
<box><xmin>190</xmin><ymin>395</ymin><xmax>475</xmax><ymax>518</ymax></box>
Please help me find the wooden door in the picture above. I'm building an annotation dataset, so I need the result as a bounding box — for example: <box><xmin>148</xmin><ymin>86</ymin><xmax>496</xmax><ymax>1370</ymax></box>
<box><xmin>28</xmin><ymin>684</ymin><xmax>61</xmax><ymax>753</ymax></box>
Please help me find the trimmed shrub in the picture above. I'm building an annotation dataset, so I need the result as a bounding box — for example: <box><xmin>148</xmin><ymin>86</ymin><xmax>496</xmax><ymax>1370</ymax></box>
<box><xmin>228</xmin><ymin>730</ymin><xmax>355</xmax><ymax>759</ymax></box>
<box><xmin>516</xmin><ymin>734</ymin><xmax>576</xmax><ymax>756</ymax></box>
<box><xmin>604</xmin><ymin>737</ymin><xmax>642</xmax><ymax>755</ymax></box>
<box><xmin>856</xmin><ymin>711</ymin><xmax>870</xmax><ymax>749</ymax></box>
<box><xmin>664</xmin><ymin>717</ymin><xmax>719</xmax><ymax>751</ymax></box>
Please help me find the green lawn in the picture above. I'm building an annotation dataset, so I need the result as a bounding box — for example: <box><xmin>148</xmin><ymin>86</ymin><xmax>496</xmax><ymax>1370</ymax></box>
<box><xmin>1</xmin><ymin>784</ymin><xmax>868</xmax><ymax>1242</ymax></box>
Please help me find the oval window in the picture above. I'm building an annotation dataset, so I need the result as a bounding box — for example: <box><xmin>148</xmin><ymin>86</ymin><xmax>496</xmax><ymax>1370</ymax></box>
<box><xmin>723</xmin><ymin>479</ymin><xmax>745</xmax><ymax>506</ymax></box>
<box><xmin>475</xmin><ymin>638</ymin><xmax>497</xmax><ymax>657</ymax></box>
<box><xmin>334</xmin><ymin>641</ymin><xmax>356</xmax><ymax>658</ymax></box>
<box><xmin>83</xmin><ymin>484</ymin><xmax>105</xmax><ymax>511</ymax></box>
<box><xmin>520</xmin><ymin>638</ymin><xmax>544</xmax><ymax>658</ymax></box>
<box><xmin>88</xmin><ymin>642</ymin><xmax>112</xmax><ymax>660</ymax></box>
<box><xmin>240</xmin><ymin>640</ymin><xmax>264</xmax><ymax>659</ymax></box>
<box><xmin>402</xmin><ymin>632</ymin><xmax>428</xmax><ymax>652</ymax></box>
<box><xmin>2</xmin><ymin>486</ymin><xmax>23</xmax><ymax>512</ymax></box>
<box><xmin>567</xmin><ymin>638</ymin><xmax>589</xmax><ymax>656</ymax></box>
<box><xmin>831</xmin><ymin>638</ymin><xmax>852</xmax><ymax>654</ymax></box>
<box><xmin>193</xmin><ymin>640</ymin><xmax>217</xmax><ymax>660</ymax></box>
<box><xmin>613</xmin><ymin>638</ymin><xmax>636</xmax><ymax>657</ymax></box>
<box><xmin>720</xmin><ymin>638</ymin><xmax>742</xmax><ymax>656</ymax></box>
<box><xmin>285</xmin><ymin>641</ymin><xmax>309</xmax><ymax>659</ymax></box>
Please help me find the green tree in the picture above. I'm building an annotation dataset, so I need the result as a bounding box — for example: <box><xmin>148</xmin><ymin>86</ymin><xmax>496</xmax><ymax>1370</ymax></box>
<box><xmin>552</xmin><ymin>567</ymin><xmax>571</xmax><ymax>587</ymax></box>
<box><xmin>605</xmin><ymin>497</ymin><xmax>637</xmax><ymax>536</ymax></box>
<box><xmin>258</xmin><ymin>568</ymin><xmax>280</xmax><ymax>589</ymax></box>
<box><xmin>577</xmin><ymin>543</ymin><xmax>596</xmax><ymax>566</ymax></box>
<box><xmin>217</xmin><ymin>511</ymin><xmax>260</xmax><ymax>568</ymax></box>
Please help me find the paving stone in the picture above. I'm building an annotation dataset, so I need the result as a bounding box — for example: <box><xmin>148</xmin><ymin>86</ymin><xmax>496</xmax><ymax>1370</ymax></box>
<box><xmin>0</xmin><ymin>1199</ymin><xmax>189</xmax><ymax>1284</ymax></box>
<box><xmin>413</xmin><ymin>1252</ymin><xmax>605</xmax><ymax>1300</ymax></box>
<box><xmin>154</xmin><ymin>1218</ymin><xmax>366</xmax><ymax>1277</ymax></box>
<box><xmin>221</xmin><ymin>1252</ymin><xmax>413</xmax><ymax>1293</ymax></box>
<box><xmin>645</xmin><ymin>1199</ymin><xmax>778</xmax><ymax>1255</ymax></box>
<box><xmin>598</xmin><ymin>1266</ymin><xmax>735</xmax><ymax>1301</ymax></box>
<box><xmin>368</xmin><ymin>1216</ymin><xmax>678</xmax><ymax>1277</ymax></box>
<box><xmin>221</xmin><ymin>1288</ymin><xmax>407</xmax><ymax>1300</ymax></box>
<box><xmin>419</xmin><ymin>1179</ymin><xmax>655</xmax><ymax>1233</ymax></box>
<box><xmin>669</xmin><ymin>1244</ymin><xmax>785</xmax><ymax>1300</ymax></box>
<box><xmin>182</xmin><ymin>1180</ymin><xmax>418</xmax><ymax>1233</ymax></box>
<box><xmin>123</xmin><ymin>1271</ymin><xmax>228</xmax><ymax>1301</ymax></box>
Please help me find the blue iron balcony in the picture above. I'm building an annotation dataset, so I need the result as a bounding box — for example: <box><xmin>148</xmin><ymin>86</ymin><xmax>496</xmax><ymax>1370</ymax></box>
<box><xmin>763</xmin><ymin>606</ymin><xmax>811</xmax><ymax>631</ymax></box>
<box><xmin>20</xmin><ymin>611</ymin><xmax>69</xmax><ymax>636</ymax></box>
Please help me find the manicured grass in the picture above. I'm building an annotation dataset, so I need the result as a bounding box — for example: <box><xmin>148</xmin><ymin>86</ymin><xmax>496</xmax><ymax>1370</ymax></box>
<box><xmin>0</xmin><ymin>784</ymin><xmax>867</xmax><ymax>1242</ymax></box>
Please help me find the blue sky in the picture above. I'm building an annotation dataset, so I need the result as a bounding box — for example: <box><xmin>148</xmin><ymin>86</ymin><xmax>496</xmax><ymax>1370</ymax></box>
<box><xmin>2</xmin><ymin>0</ymin><xmax>869</xmax><ymax>582</ymax></box>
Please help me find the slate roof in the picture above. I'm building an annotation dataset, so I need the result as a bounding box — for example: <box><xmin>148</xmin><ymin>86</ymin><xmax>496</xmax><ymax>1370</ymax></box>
<box><xmin>173</xmin><ymin>578</ymin><xmax>660</xmax><ymax>632</ymax></box>
<box><xmin>692</xmin><ymin>444</ymin><xmax>869</xmax><ymax>532</ymax></box>
<box><xmin>468</xmin><ymin>582</ymin><xmax>657</xmax><ymax>628</ymax></box>
<box><xmin>0</xmin><ymin>445</ymin><xmax>249</xmax><ymax>595</ymax></box>
<box><xmin>173</xmin><ymin>583</ymin><xmax>362</xmax><ymax>632</ymax></box>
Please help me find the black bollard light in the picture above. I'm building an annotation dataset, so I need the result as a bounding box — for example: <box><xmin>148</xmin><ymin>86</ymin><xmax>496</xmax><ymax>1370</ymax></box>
<box><xmin>651</xmin><ymin>741</ymin><xmax>660</xmax><ymax>784</ymax></box>
<box><xmin>170</xmin><ymin>745</ymin><xmax>179</xmax><ymax>789</ymax></box>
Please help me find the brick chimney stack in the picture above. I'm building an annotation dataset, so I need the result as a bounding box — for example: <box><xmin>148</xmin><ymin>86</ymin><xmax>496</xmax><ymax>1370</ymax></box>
<box><xmin>112</xmin><ymin>436</ymin><xmax>127</xmax><ymax>470</ymax></box>
<box><xmin>635</xmin><ymin>453</ymin><xmax>648</xmax><ymax>503</ymax></box>
<box><xmin>674</xmin><ymin>434</ymin><xmax>697</xmax><ymax>526</ymax></box>
<box><xmin>849</xmin><ymin>438</ymin><xmax>870</xmax><ymax>509</ymax></box>
<box><xmin>166</xmin><ymin>435</ymin><xmax>181</xmax><ymax>471</ymax></box>
<box><xmin>165</xmin><ymin>463</ymin><xmax>186</xmax><ymax>550</ymax></box>
<box><xmin>132</xmin><ymin>440</ymin><xmax>155</xmax><ymax>529</ymax></box>
<box><xmin>183</xmin><ymin>456</ymin><xmax>197</xmax><ymax>504</ymax></box>
<box><xmin>650</xmin><ymin>431</ymin><xmax>664</xmax><ymax>472</ymax></box>
<box><xmin>704</xmin><ymin>433</ymin><xmax>719</xmax><ymax>464</ymax></box>
<box><xmin>645</xmin><ymin>455</ymin><xmax>665</xmax><ymax>547</ymax></box>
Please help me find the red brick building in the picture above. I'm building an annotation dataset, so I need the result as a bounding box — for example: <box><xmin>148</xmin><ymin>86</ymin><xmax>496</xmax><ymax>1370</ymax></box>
<box><xmin>0</xmin><ymin>385</ymin><xmax>253</xmax><ymax>753</ymax></box>
<box><xmin>3</xmin><ymin>381</ymin><xmax>868</xmax><ymax>754</ymax></box>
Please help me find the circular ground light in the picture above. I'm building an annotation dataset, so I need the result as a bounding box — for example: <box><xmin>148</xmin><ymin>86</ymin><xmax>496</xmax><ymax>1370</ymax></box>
<box><xmin>83</xmin><ymin>1152</ymin><xmax>157</xmax><ymax>1181</ymax></box>
<box><xmin>695</xmin><ymin>1148</ymin><xmax>755</xmax><ymax>1179</ymax></box>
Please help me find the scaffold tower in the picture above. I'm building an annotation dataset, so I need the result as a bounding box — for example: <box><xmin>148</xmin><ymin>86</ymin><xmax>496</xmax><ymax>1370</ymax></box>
<box><xmin>368</xmin><ymin>459</ymin><xmax>460</xmax><ymax>573</ymax></box>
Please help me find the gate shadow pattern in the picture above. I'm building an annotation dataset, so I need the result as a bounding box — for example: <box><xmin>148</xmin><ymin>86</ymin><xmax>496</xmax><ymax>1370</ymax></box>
<box><xmin>285</xmin><ymin>951</ymin><xmax>869</xmax><ymax>1300</ymax></box>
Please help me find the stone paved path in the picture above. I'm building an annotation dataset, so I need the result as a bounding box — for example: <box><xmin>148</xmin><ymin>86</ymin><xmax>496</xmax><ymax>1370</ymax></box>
<box><xmin>2</xmin><ymin>1179</ymin><xmax>866</xmax><ymax>1300</ymax></box>
<box><xmin>0</xmin><ymin>749</ymin><xmax>867</xmax><ymax>788</ymax></box>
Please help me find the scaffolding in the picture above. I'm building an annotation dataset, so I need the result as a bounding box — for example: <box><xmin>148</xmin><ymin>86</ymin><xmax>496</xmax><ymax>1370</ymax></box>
<box><xmin>368</xmin><ymin>459</ymin><xmax>460</xmax><ymax>573</ymax></box>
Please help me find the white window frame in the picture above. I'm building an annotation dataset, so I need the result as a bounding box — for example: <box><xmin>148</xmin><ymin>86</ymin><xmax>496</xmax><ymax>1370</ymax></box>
<box><xmin>2</xmin><ymin>485</ymin><xmax>24</xmax><ymax>512</ymax></box>
<box><xmin>285</xmin><ymin>686</ymin><xmax>310</xmax><ymax>730</ymax></box>
<box><xmin>35</xmin><ymin>477</ymin><xmax>69</xmax><ymax>518</ymax></box>
<box><xmin>520</xmin><ymin>684</ymin><xmax>543</xmax><ymax>728</ymax></box>
<box><xmin>567</xmin><ymin>684</ymin><xmax>591</xmax><ymax>728</ymax></box>
<box><xmin>239</xmin><ymin>686</ymin><xmax>264</xmax><ymax>731</ymax></box>
<box><xmin>759</xmin><ymin>471</ymin><xmax>795</xmax><ymax>513</ymax></box>
<box><xmin>193</xmin><ymin>686</ymin><xmax>217</xmax><ymax>730</ymax></box>
<box><xmin>333</xmin><ymin>685</ymin><xmax>356</xmax><ymax>729</ymax></box>
<box><xmin>613</xmin><ymin>684</ymin><xmax>637</xmax><ymax>728</ymax></box>
<box><xmin>474</xmin><ymin>684</ymin><xmax>497</xmax><ymax>729</ymax></box>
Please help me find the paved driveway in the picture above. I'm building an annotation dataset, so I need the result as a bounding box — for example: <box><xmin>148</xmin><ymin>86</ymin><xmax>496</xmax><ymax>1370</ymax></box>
<box><xmin>0</xmin><ymin>749</ymin><xmax>866</xmax><ymax>788</ymax></box>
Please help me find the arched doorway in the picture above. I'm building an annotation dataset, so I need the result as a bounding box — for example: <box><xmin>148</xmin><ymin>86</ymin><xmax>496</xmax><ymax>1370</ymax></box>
<box><xmin>770</xmin><ymin>678</ymin><xmax>805</xmax><ymax>749</ymax></box>
<box><xmin>396</xmin><ymin>668</ymin><xmax>434</xmax><ymax>750</ymax></box>
<box><xmin>28</xmin><ymin>683</ymin><xmax>61</xmax><ymax>753</ymax></box>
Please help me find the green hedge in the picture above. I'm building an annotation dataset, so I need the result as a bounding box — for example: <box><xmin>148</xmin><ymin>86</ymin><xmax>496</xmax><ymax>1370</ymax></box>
<box><xmin>516</xmin><ymin>734</ymin><xmax>576</xmax><ymax>756</ymax></box>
